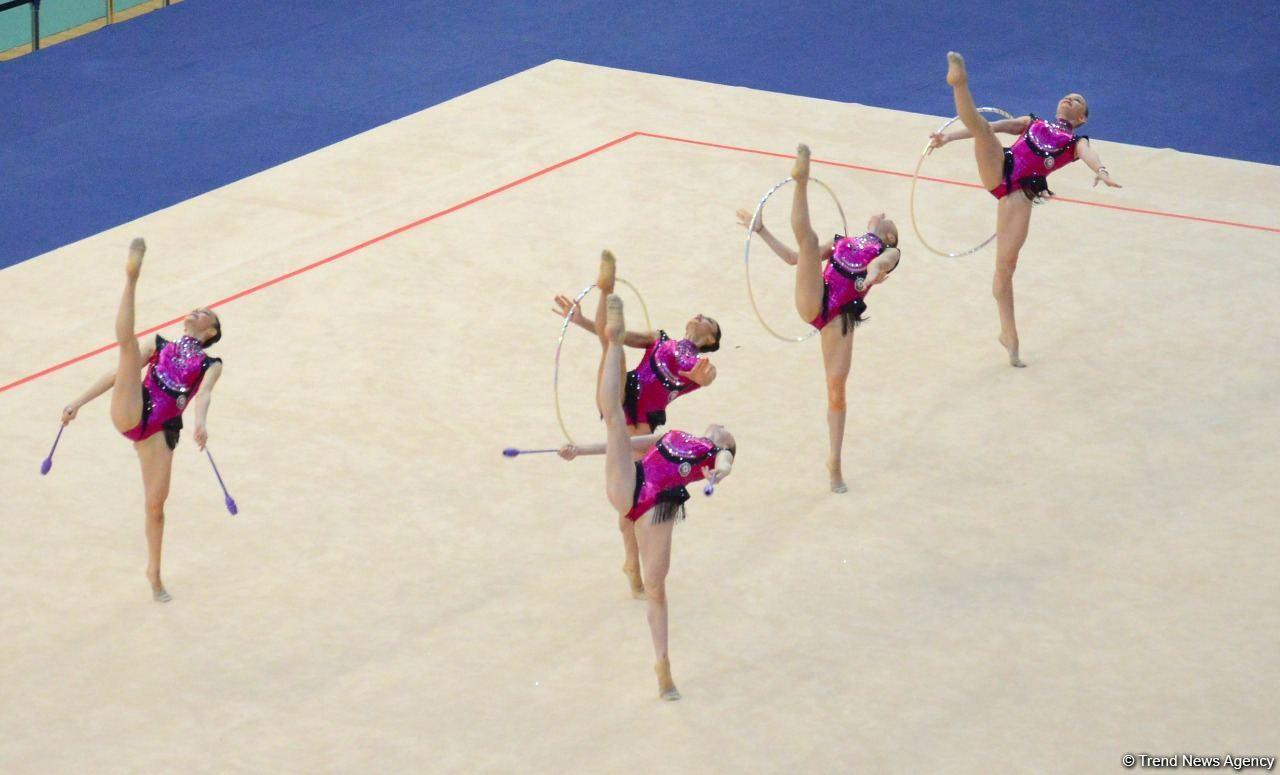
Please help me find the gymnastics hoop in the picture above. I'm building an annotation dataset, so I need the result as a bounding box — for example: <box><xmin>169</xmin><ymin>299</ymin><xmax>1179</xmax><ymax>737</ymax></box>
<box><xmin>553</xmin><ymin>278</ymin><xmax>652</xmax><ymax>445</ymax></box>
<box><xmin>909</xmin><ymin>106</ymin><xmax>1014</xmax><ymax>258</ymax></box>
<box><xmin>744</xmin><ymin>176</ymin><xmax>847</xmax><ymax>343</ymax></box>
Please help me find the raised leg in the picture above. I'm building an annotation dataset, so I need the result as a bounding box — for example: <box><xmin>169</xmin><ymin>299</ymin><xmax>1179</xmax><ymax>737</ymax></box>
<box><xmin>135</xmin><ymin>432</ymin><xmax>174</xmax><ymax>602</ymax></box>
<box><xmin>789</xmin><ymin>145</ymin><xmax>825</xmax><ymax>322</ymax></box>
<box><xmin>593</xmin><ymin>251</ymin><xmax>621</xmax><ymax>415</ymax></box>
<box><xmin>593</xmin><ymin>253</ymin><xmax>645</xmax><ymax>594</ymax></box>
<box><xmin>946</xmin><ymin>52</ymin><xmax>1007</xmax><ymax>191</ymax></box>
<box><xmin>593</xmin><ymin>250</ymin><xmax>617</xmax><ymax>345</ymax></box>
<box><xmin>109</xmin><ymin>239</ymin><xmax>147</xmax><ymax>433</ymax></box>
<box><xmin>635</xmin><ymin>514</ymin><xmax>677</xmax><ymax>700</ymax></box>
<box><xmin>993</xmin><ymin>194</ymin><xmax>1033</xmax><ymax>367</ymax></box>
<box><xmin>820</xmin><ymin>324</ymin><xmax>854</xmax><ymax>493</ymax></box>
<box><xmin>599</xmin><ymin>295</ymin><xmax>638</xmax><ymax>514</ymax></box>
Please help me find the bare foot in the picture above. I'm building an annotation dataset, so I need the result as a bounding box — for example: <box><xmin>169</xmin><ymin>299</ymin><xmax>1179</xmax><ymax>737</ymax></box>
<box><xmin>998</xmin><ymin>333</ymin><xmax>1026</xmax><ymax>368</ymax></box>
<box><xmin>598</xmin><ymin>250</ymin><xmax>617</xmax><ymax>294</ymax></box>
<box><xmin>126</xmin><ymin>237</ymin><xmax>146</xmax><ymax>279</ymax></box>
<box><xmin>655</xmin><ymin>657</ymin><xmax>681</xmax><ymax>701</ymax></box>
<box><xmin>622</xmin><ymin>563</ymin><xmax>645</xmax><ymax>600</ymax></box>
<box><xmin>147</xmin><ymin>572</ymin><xmax>171</xmax><ymax>603</ymax></box>
<box><xmin>792</xmin><ymin>144</ymin><xmax>811</xmax><ymax>182</ymax></box>
<box><xmin>946</xmin><ymin>51</ymin><xmax>967</xmax><ymax>87</ymax></box>
<box><xmin>828</xmin><ymin>459</ymin><xmax>848</xmax><ymax>494</ymax></box>
<box><xmin>604</xmin><ymin>294</ymin><xmax>625</xmax><ymax>342</ymax></box>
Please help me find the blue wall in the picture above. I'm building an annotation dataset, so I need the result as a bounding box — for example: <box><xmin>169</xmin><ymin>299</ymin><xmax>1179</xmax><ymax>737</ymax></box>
<box><xmin>1</xmin><ymin>0</ymin><xmax>155</xmax><ymax>50</ymax></box>
<box><xmin>2</xmin><ymin>0</ymin><xmax>113</xmax><ymax>51</ymax></box>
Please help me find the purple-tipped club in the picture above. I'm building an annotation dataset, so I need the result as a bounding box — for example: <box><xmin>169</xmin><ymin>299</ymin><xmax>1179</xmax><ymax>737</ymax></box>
<box><xmin>40</xmin><ymin>426</ymin><xmax>65</xmax><ymax>476</ymax></box>
<box><xmin>205</xmin><ymin>448</ymin><xmax>238</xmax><ymax>516</ymax></box>
<box><xmin>502</xmin><ymin>447</ymin><xmax>559</xmax><ymax>458</ymax></box>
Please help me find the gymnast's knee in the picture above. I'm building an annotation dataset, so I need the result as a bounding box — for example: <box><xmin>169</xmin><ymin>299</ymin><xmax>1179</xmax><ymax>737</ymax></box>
<box><xmin>646</xmin><ymin>582</ymin><xmax>667</xmax><ymax>605</ymax></box>
<box><xmin>826</xmin><ymin>380</ymin><xmax>847</xmax><ymax>411</ymax></box>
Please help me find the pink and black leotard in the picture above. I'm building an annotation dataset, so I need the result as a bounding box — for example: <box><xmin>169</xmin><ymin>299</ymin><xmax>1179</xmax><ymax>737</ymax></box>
<box><xmin>623</xmin><ymin>331</ymin><xmax>703</xmax><ymax>431</ymax></box>
<box><xmin>811</xmin><ymin>232</ymin><xmax>886</xmax><ymax>333</ymax></box>
<box><xmin>122</xmin><ymin>334</ymin><xmax>221</xmax><ymax>449</ymax></box>
<box><xmin>991</xmin><ymin>115</ymin><xmax>1085</xmax><ymax>202</ymax></box>
<box><xmin>627</xmin><ymin>430</ymin><xmax>722</xmax><ymax>524</ymax></box>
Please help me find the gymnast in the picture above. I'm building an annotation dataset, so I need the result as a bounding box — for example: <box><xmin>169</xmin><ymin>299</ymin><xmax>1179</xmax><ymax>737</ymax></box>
<box><xmin>60</xmin><ymin>238</ymin><xmax>225</xmax><ymax>602</ymax></box>
<box><xmin>932</xmin><ymin>51</ymin><xmax>1121</xmax><ymax>367</ymax></box>
<box><xmin>737</xmin><ymin>144</ymin><xmax>900</xmax><ymax>493</ymax></box>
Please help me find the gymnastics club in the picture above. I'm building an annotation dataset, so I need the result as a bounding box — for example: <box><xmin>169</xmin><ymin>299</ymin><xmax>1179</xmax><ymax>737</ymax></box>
<box><xmin>40</xmin><ymin>425</ymin><xmax>65</xmax><ymax>475</ymax></box>
<box><xmin>503</xmin><ymin>447</ymin><xmax>560</xmax><ymax>458</ymax></box>
<box><xmin>205</xmin><ymin>448</ymin><xmax>238</xmax><ymax>515</ymax></box>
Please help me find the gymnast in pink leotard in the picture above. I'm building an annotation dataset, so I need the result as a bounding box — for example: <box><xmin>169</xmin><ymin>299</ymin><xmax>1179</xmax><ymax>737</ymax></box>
<box><xmin>738</xmin><ymin>144</ymin><xmax>902</xmax><ymax>494</ymax></box>
<box><xmin>553</xmin><ymin>250</ymin><xmax>720</xmax><ymax>599</ymax></box>
<box><xmin>933</xmin><ymin>51</ymin><xmax>1122</xmax><ymax>367</ymax></box>
<box><xmin>118</xmin><ymin>333</ymin><xmax>221</xmax><ymax>448</ymax></box>
<box><xmin>558</xmin><ymin>294</ymin><xmax>736</xmax><ymax>702</ymax></box>
<box><xmin>61</xmin><ymin>239</ymin><xmax>226</xmax><ymax>603</ymax></box>
<box><xmin>554</xmin><ymin>251</ymin><xmax>719</xmax><ymax>435</ymax></box>
<box><xmin>625</xmin><ymin>429</ymin><xmax>724</xmax><ymax>525</ymax></box>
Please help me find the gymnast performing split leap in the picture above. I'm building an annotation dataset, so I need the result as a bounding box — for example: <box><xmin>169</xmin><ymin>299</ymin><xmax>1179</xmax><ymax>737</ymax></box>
<box><xmin>558</xmin><ymin>292</ymin><xmax>735</xmax><ymax>700</ymax></box>
<box><xmin>553</xmin><ymin>250</ymin><xmax>719</xmax><ymax>597</ymax></box>
<box><xmin>738</xmin><ymin>144</ymin><xmax>900</xmax><ymax>493</ymax></box>
<box><xmin>933</xmin><ymin>51</ymin><xmax>1122</xmax><ymax>367</ymax></box>
<box><xmin>60</xmin><ymin>239</ymin><xmax>225</xmax><ymax>602</ymax></box>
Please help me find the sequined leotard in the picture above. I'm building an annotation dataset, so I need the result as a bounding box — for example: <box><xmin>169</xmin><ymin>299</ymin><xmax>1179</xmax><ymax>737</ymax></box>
<box><xmin>811</xmin><ymin>232</ymin><xmax>885</xmax><ymax>332</ymax></box>
<box><xmin>623</xmin><ymin>331</ymin><xmax>703</xmax><ymax>431</ymax></box>
<box><xmin>122</xmin><ymin>334</ymin><xmax>221</xmax><ymax>449</ymax></box>
<box><xmin>627</xmin><ymin>430</ymin><xmax>722</xmax><ymax>523</ymax></box>
<box><xmin>991</xmin><ymin>115</ymin><xmax>1085</xmax><ymax>201</ymax></box>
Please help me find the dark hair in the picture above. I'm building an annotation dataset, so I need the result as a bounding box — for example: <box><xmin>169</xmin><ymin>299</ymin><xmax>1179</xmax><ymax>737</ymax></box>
<box><xmin>698</xmin><ymin>320</ymin><xmax>722</xmax><ymax>353</ymax></box>
<box><xmin>839</xmin><ymin>299</ymin><xmax>868</xmax><ymax>336</ymax></box>
<box><xmin>203</xmin><ymin>313</ymin><xmax>222</xmax><ymax>347</ymax></box>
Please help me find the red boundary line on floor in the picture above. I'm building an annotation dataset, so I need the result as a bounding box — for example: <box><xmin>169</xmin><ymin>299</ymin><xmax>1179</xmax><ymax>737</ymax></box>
<box><xmin>3</xmin><ymin>129</ymin><xmax>1275</xmax><ymax>395</ymax></box>
<box><xmin>634</xmin><ymin>132</ymin><xmax>1280</xmax><ymax>234</ymax></box>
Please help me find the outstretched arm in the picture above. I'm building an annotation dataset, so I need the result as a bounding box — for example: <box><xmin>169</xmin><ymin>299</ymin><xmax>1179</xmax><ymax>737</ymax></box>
<box><xmin>559</xmin><ymin>433</ymin><xmax>660</xmax><ymax>459</ymax></box>
<box><xmin>61</xmin><ymin>340</ymin><xmax>156</xmax><ymax>424</ymax></box>
<box><xmin>1075</xmin><ymin>138</ymin><xmax>1122</xmax><ymax>188</ymax></box>
<box><xmin>930</xmin><ymin>116</ymin><xmax>1030</xmax><ymax>149</ymax></box>
<box><xmin>190</xmin><ymin>361</ymin><xmax>223</xmax><ymax>450</ymax></box>
<box><xmin>737</xmin><ymin>209</ymin><xmax>832</xmax><ymax>266</ymax></box>
<box><xmin>552</xmin><ymin>295</ymin><xmax>656</xmax><ymax>348</ymax></box>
